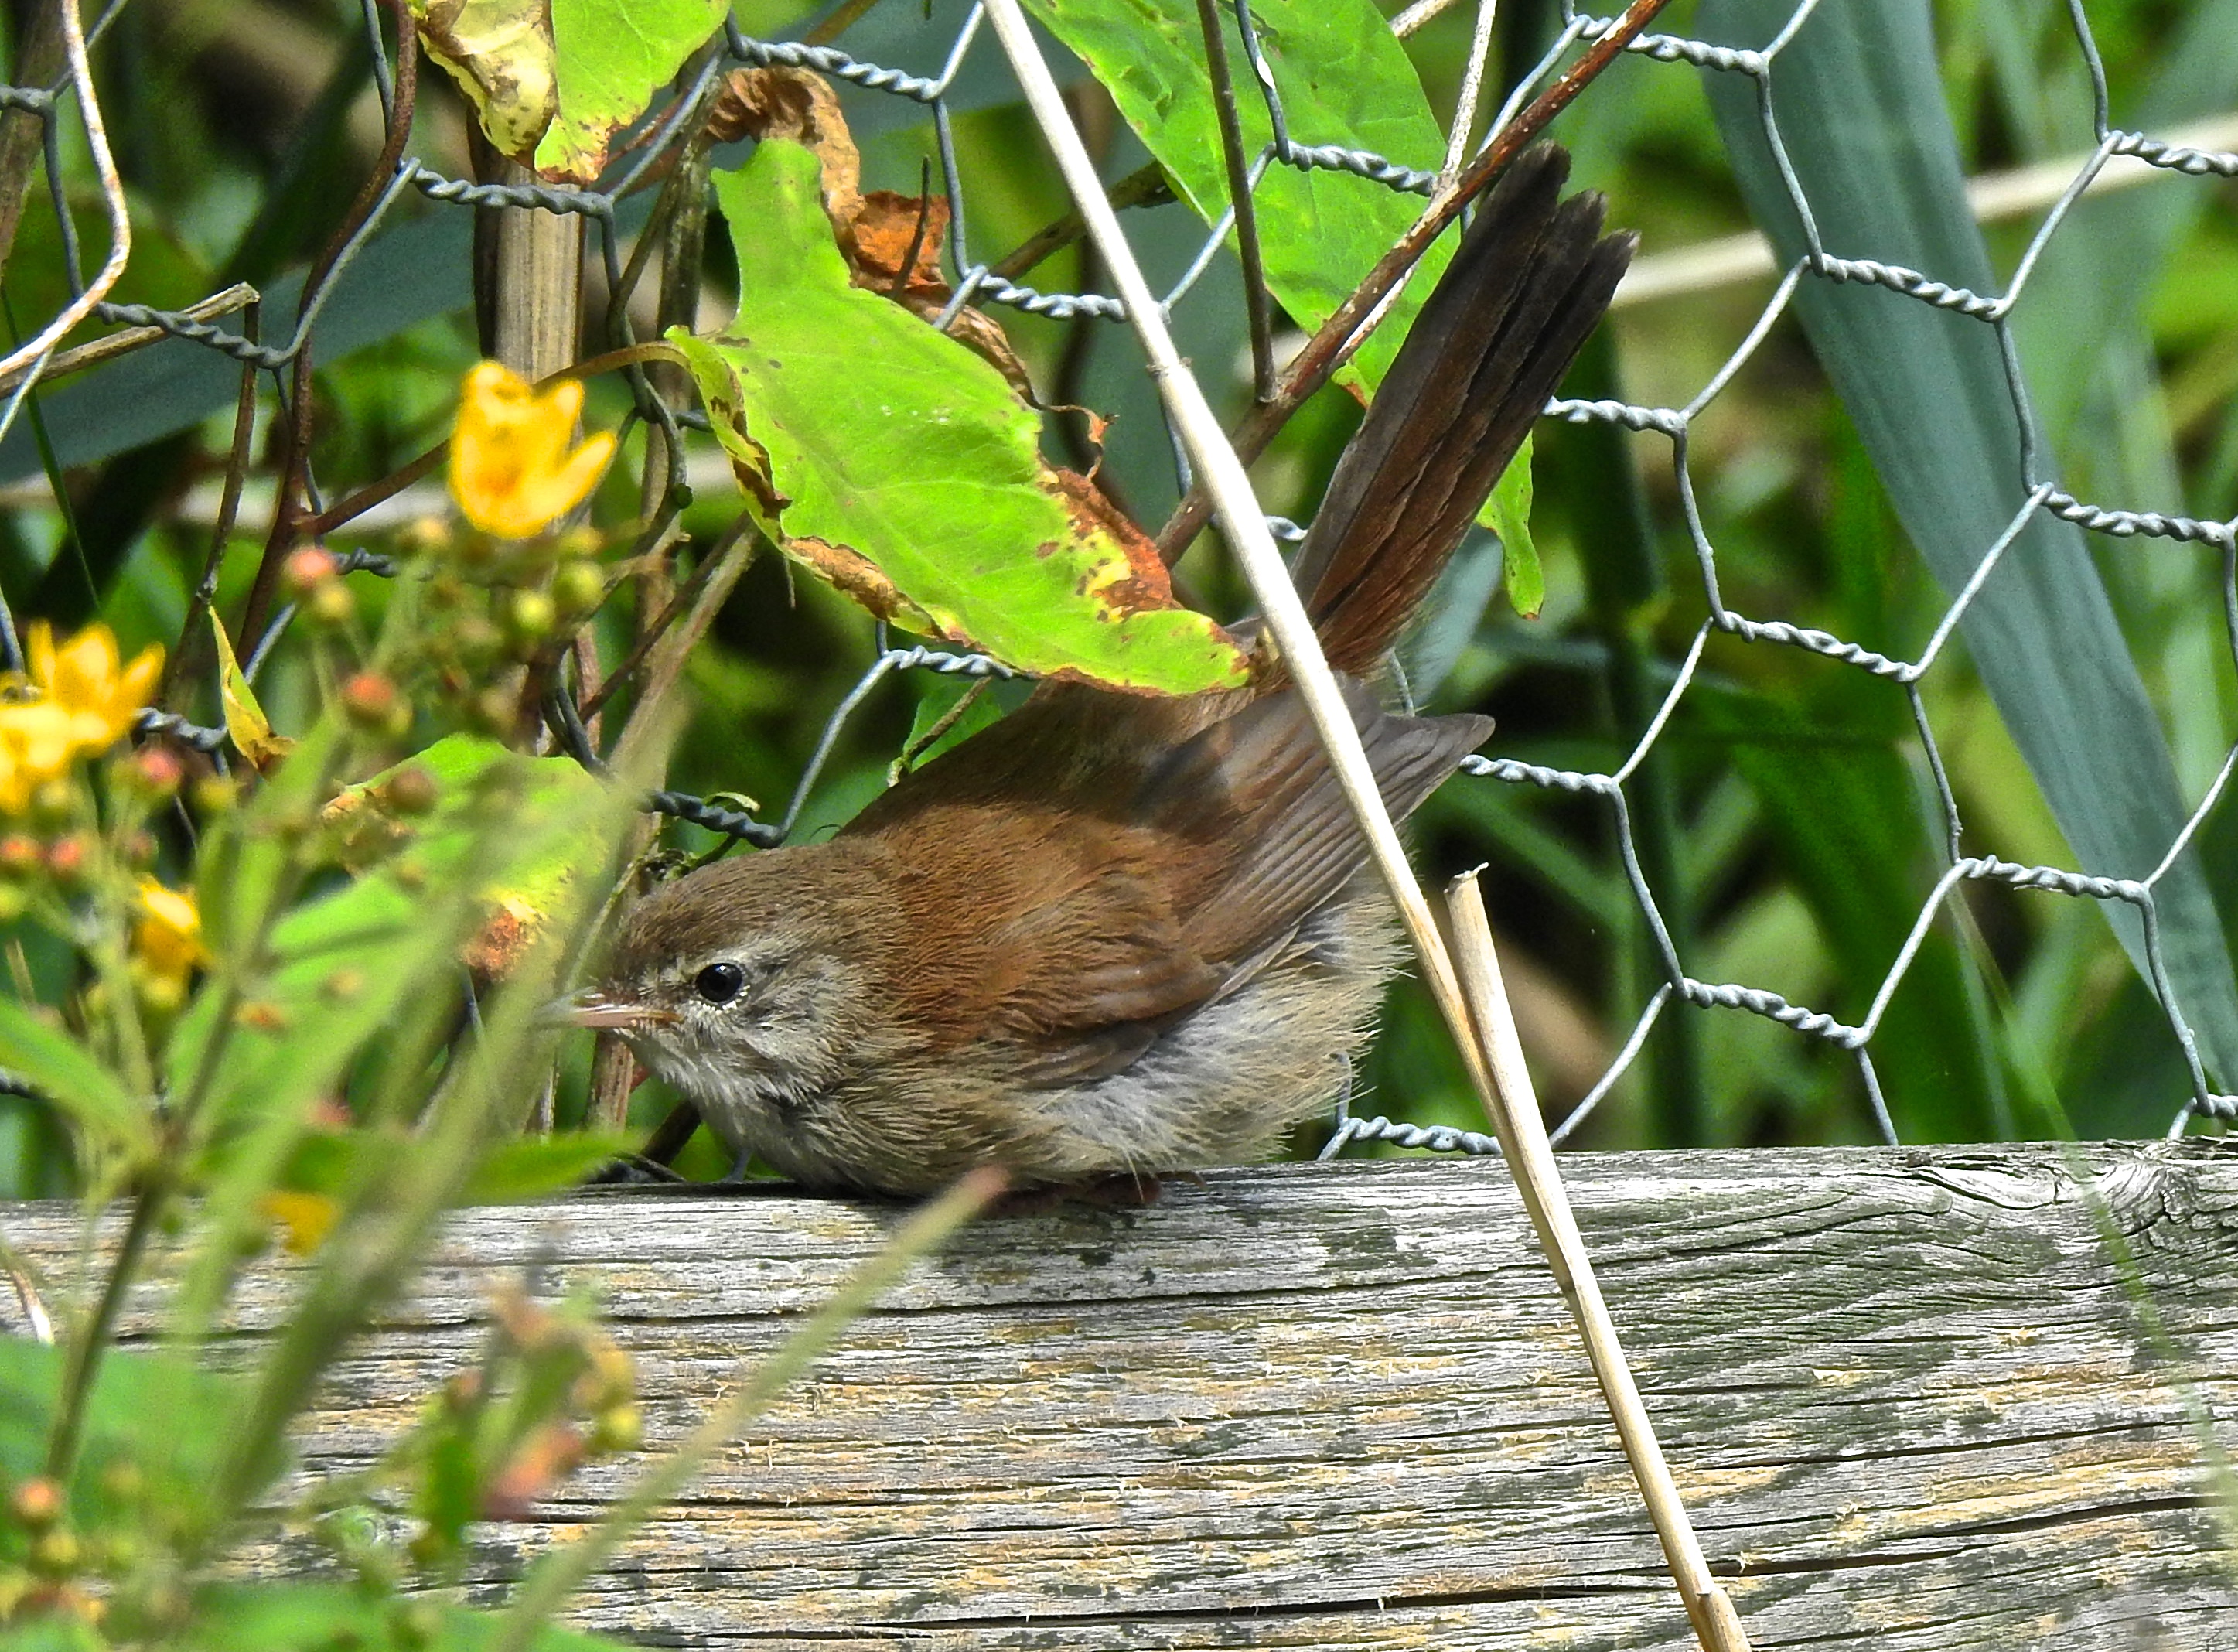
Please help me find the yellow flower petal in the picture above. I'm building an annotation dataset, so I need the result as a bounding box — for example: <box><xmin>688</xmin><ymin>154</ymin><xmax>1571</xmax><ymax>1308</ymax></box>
<box><xmin>449</xmin><ymin>361</ymin><xmax>614</xmax><ymax>539</ymax></box>
<box><xmin>258</xmin><ymin>1190</ymin><xmax>339</xmax><ymax>1257</ymax></box>
<box><xmin>19</xmin><ymin>620</ymin><xmax>164</xmax><ymax>758</ymax></box>
<box><xmin>118</xmin><ymin>645</ymin><xmax>163</xmax><ymax>719</ymax></box>
<box><xmin>0</xmin><ymin>701</ymin><xmax>77</xmax><ymax>814</ymax></box>
<box><xmin>133</xmin><ymin>878</ymin><xmax>206</xmax><ymax>985</ymax></box>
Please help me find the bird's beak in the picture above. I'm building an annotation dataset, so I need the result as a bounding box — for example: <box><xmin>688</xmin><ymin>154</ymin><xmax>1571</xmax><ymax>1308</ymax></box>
<box><xmin>547</xmin><ymin>988</ymin><xmax>677</xmax><ymax>1031</ymax></box>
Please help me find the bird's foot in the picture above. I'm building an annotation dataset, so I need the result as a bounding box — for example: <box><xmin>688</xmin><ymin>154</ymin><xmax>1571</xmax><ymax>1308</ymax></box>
<box><xmin>585</xmin><ymin>1154</ymin><xmax>691</xmax><ymax>1186</ymax></box>
<box><xmin>988</xmin><ymin>1170</ymin><xmax>1172</xmax><ymax>1216</ymax></box>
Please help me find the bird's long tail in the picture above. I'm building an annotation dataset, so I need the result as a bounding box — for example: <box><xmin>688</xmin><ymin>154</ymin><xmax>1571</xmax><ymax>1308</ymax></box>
<box><xmin>1292</xmin><ymin>145</ymin><xmax>1635</xmax><ymax>676</ymax></box>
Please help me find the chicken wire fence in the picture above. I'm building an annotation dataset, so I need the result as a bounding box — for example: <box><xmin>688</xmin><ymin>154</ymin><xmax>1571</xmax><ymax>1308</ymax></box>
<box><xmin>0</xmin><ymin>0</ymin><xmax>2233</xmax><ymax>1148</ymax></box>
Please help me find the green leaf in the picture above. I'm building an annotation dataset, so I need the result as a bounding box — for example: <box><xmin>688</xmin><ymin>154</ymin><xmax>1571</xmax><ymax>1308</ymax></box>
<box><xmin>0</xmin><ymin>1000</ymin><xmax>151</xmax><ymax>1158</ymax></box>
<box><xmin>675</xmin><ymin>141</ymin><xmax>1250</xmax><ymax>693</ymax></box>
<box><xmin>173</xmin><ymin>736</ymin><xmax>613</xmax><ymax>1146</ymax></box>
<box><xmin>330</xmin><ymin>736</ymin><xmax>615</xmax><ymax>931</ymax></box>
<box><xmin>0</xmin><ymin>1338</ymin><xmax>242</xmax><ymax>1547</ymax></box>
<box><xmin>0</xmin><ymin>1620</ymin><xmax>106</xmax><ymax>1651</ymax></box>
<box><xmin>898</xmin><ymin>673</ymin><xmax>1026</xmax><ymax>773</ymax></box>
<box><xmin>1700</xmin><ymin>0</ymin><xmax>2238</xmax><ymax>1091</ymax></box>
<box><xmin>1023</xmin><ymin>0</ymin><xmax>1448</xmax><ymax>396</ymax></box>
<box><xmin>469</xmin><ymin>1133</ymin><xmax>638</xmax><ymax>1200</ymax></box>
<box><xmin>534</xmin><ymin>0</ymin><xmax>731</xmax><ymax>182</ymax></box>
<box><xmin>279</xmin><ymin>1129</ymin><xmax>635</xmax><ymax>1204</ymax></box>
<box><xmin>179</xmin><ymin>1582</ymin><xmax>630</xmax><ymax>1651</ymax></box>
<box><xmin>1694</xmin><ymin>684</ymin><xmax>2001</xmax><ymax>1142</ymax></box>
<box><xmin>1484</xmin><ymin>434</ymin><xmax>1541</xmax><ymax>619</ymax></box>
<box><xmin>191</xmin><ymin>716</ymin><xmax>346</xmax><ymax>971</ymax></box>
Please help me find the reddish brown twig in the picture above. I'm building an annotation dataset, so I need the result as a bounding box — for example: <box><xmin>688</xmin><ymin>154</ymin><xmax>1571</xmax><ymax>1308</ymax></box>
<box><xmin>1153</xmin><ymin>0</ymin><xmax>1673</xmax><ymax>564</ymax></box>
<box><xmin>238</xmin><ymin>0</ymin><xmax>419</xmax><ymax>648</ymax></box>
<box><xmin>303</xmin><ymin>442</ymin><xmax>447</xmax><ymax>538</ymax></box>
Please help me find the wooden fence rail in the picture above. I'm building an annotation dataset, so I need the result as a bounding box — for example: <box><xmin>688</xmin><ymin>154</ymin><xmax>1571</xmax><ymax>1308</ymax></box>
<box><xmin>5</xmin><ymin>1141</ymin><xmax>2236</xmax><ymax>1648</ymax></box>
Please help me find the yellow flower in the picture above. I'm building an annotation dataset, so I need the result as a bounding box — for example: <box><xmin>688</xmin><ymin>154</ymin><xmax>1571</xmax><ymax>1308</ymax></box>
<box><xmin>0</xmin><ymin>622</ymin><xmax>161</xmax><ymax>815</ymax></box>
<box><xmin>258</xmin><ymin>1190</ymin><xmax>339</xmax><ymax>1258</ymax></box>
<box><xmin>133</xmin><ymin>878</ymin><xmax>206</xmax><ymax>988</ymax></box>
<box><xmin>27</xmin><ymin>620</ymin><xmax>163</xmax><ymax>754</ymax></box>
<box><xmin>0</xmin><ymin>698</ymin><xmax>74</xmax><ymax>814</ymax></box>
<box><xmin>449</xmin><ymin>361</ymin><xmax>616</xmax><ymax>539</ymax></box>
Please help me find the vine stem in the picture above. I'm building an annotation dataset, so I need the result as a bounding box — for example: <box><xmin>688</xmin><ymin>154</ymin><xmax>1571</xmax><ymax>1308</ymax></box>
<box><xmin>238</xmin><ymin>0</ymin><xmax>419</xmax><ymax>648</ymax></box>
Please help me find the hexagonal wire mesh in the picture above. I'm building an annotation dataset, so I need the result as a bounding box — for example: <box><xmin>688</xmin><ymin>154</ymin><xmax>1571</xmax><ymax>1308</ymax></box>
<box><xmin>0</xmin><ymin>0</ymin><xmax>2231</xmax><ymax>1147</ymax></box>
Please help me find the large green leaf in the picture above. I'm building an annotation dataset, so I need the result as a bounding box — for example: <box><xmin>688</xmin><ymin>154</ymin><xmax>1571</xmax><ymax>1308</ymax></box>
<box><xmin>674</xmin><ymin>141</ymin><xmax>1250</xmax><ymax>692</ymax></box>
<box><xmin>1699</xmin><ymin>0</ymin><xmax>2238</xmax><ymax>1095</ymax></box>
<box><xmin>1022</xmin><ymin>0</ymin><xmax>1446</xmax><ymax>396</ymax></box>
<box><xmin>1694</xmin><ymin>683</ymin><xmax>2001</xmax><ymax>1142</ymax></box>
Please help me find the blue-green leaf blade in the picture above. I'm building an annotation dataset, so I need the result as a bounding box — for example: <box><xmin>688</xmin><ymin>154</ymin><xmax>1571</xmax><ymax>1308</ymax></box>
<box><xmin>1699</xmin><ymin>0</ymin><xmax>2238</xmax><ymax>1095</ymax></box>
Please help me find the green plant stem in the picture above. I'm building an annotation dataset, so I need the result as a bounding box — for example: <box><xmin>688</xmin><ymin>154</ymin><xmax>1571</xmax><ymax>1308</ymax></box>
<box><xmin>198</xmin><ymin>751</ymin><xmax>654</xmax><ymax>1544</ymax></box>
<box><xmin>2</xmin><ymin>286</ymin><xmax>97</xmax><ymax>612</ymax></box>
<box><xmin>43</xmin><ymin>1173</ymin><xmax>162</xmax><ymax>1481</ymax></box>
<box><xmin>163</xmin><ymin>724</ymin><xmax>366</xmax><ymax>1349</ymax></box>
<box><xmin>491</xmin><ymin>1167</ymin><xmax>1005</xmax><ymax>1652</ymax></box>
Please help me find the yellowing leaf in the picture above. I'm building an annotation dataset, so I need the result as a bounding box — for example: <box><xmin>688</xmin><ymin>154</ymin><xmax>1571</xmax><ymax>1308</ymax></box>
<box><xmin>411</xmin><ymin>0</ymin><xmax>558</xmax><ymax>162</ymax></box>
<box><xmin>209</xmin><ymin>615</ymin><xmax>293</xmax><ymax>774</ymax></box>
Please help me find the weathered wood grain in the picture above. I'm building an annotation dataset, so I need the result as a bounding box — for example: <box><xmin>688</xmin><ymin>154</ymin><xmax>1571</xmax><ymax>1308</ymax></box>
<box><xmin>4</xmin><ymin>1143</ymin><xmax>2236</xmax><ymax>1649</ymax></box>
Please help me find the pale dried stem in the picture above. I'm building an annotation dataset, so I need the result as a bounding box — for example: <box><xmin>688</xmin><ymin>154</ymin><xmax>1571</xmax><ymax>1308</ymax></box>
<box><xmin>0</xmin><ymin>282</ymin><xmax>256</xmax><ymax>394</ymax></box>
<box><xmin>0</xmin><ymin>0</ymin><xmax>131</xmax><ymax>382</ymax></box>
<box><xmin>1438</xmin><ymin>0</ymin><xmax>1501</xmax><ymax>186</ymax></box>
<box><xmin>1445</xmin><ymin>871</ymin><xmax>1752</xmax><ymax>1652</ymax></box>
<box><xmin>981</xmin><ymin>0</ymin><xmax>1491</xmax><ymax>1121</ymax></box>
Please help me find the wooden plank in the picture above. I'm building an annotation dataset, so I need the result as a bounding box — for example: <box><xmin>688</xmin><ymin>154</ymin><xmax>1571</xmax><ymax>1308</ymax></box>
<box><xmin>4</xmin><ymin>1142</ymin><xmax>2236</xmax><ymax>1648</ymax></box>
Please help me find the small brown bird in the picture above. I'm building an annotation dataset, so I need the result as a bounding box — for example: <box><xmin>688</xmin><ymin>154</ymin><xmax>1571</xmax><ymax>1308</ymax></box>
<box><xmin>571</xmin><ymin>146</ymin><xmax>1632</xmax><ymax>1196</ymax></box>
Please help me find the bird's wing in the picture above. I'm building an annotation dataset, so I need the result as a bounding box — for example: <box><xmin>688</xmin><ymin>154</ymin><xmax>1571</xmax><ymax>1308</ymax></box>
<box><xmin>858</xmin><ymin>681</ymin><xmax>1486</xmax><ymax>1091</ymax></box>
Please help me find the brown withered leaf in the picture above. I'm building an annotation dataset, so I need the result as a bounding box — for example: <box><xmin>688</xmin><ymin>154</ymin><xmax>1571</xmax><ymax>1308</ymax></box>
<box><xmin>461</xmin><ymin>896</ymin><xmax>541</xmax><ymax>978</ymax></box>
<box><xmin>849</xmin><ymin>189</ymin><xmax>950</xmax><ymax>297</ymax></box>
<box><xmin>708</xmin><ymin>67</ymin><xmax>861</xmax><ymax>236</ymax></box>
<box><xmin>1047</xmin><ymin>469</ymin><xmax>1184</xmax><ymax>620</ymax></box>
<box><xmin>786</xmin><ymin>536</ymin><xmax>937</xmax><ymax>634</ymax></box>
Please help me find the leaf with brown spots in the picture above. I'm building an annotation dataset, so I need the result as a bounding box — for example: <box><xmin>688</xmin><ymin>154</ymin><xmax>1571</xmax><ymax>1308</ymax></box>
<box><xmin>671</xmin><ymin>141</ymin><xmax>1249</xmax><ymax>695</ymax></box>
<box><xmin>411</xmin><ymin>0</ymin><xmax>557</xmax><ymax>163</ymax></box>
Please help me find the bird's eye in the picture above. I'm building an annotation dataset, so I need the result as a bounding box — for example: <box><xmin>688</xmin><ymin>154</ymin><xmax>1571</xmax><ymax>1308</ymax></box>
<box><xmin>694</xmin><ymin>961</ymin><xmax>747</xmax><ymax>1005</ymax></box>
